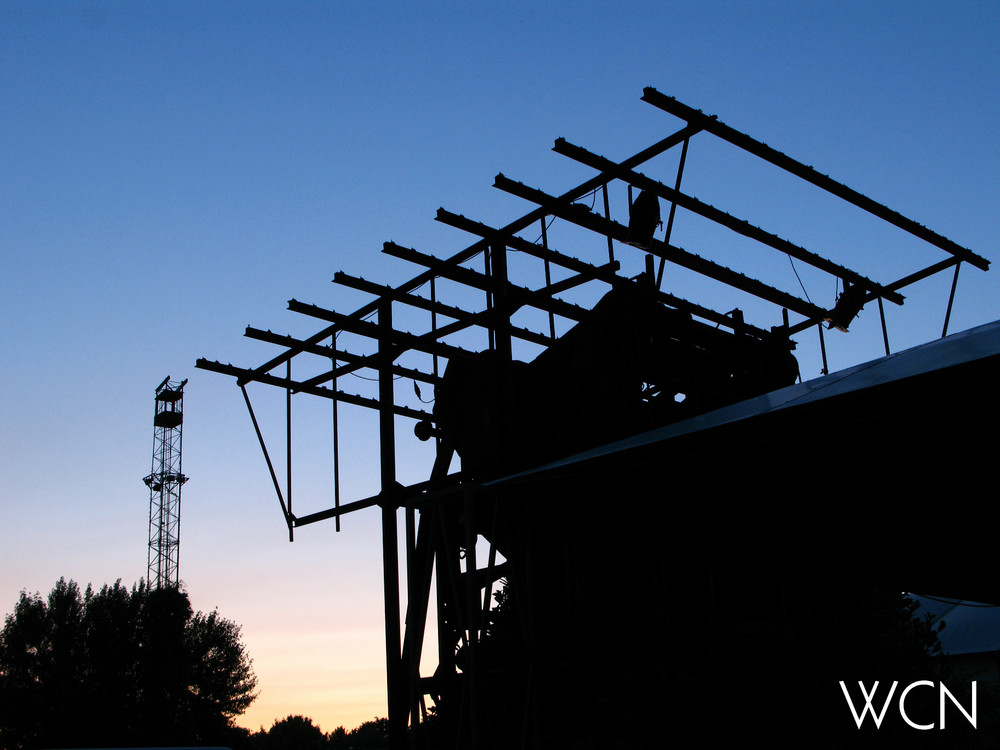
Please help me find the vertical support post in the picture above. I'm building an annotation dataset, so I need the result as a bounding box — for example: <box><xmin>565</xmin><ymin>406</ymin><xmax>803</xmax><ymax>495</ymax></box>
<box><xmin>379</xmin><ymin>301</ymin><xmax>404</xmax><ymax>748</ymax></box>
<box><xmin>406</xmin><ymin>510</ymin><xmax>417</xmax><ymax>573</ymax></box>
<box><xmin>484</xmin><ymin>247</ymin><xmax>494</xmax><ymax>352</ymax></box>
<box><xmin>657</xmin><ymin>136</ymin><xmax>689</xmax><ymax>290</ymax></box>
<box><xmin>430</xmin><ymin>276</ymin><xmax>447</xmax><ymax>474</ymax></box>
<box><xmin>405</xmin><ymin>500</ymin><xmax>417</xmax><ymax>739</ymax></box>
<box><xmin>817</xmin><ymin>323</ymin><xmax>829</xmax><ymax>376</ymax></box>
<box><xmin>331</xmin><ymin>335</ymin><xmax>341</xmax><ymax>532</ymax></box>
<box><xmin>942</xmin><ymin>261</ymin><xmax>962</xmax><ymax>338</ymax></box>
<box><xmin>490</xmin><ymin>244</ymin><xmax>513</xmax><ymax>472</ymax></box>
<box><xmin>463</xmin><ymin>488</ymin><xmax>480</xmax><ymax>750</ymax></box>
<box><xmin>731</xmin><ymin>308</ymin><xmax>744</xmax><ymax>335</ymax></box>
<box><xmin>877</xmin><ymin>297</ymin><xmax>891</xmax><ymax>356</ymax></box>
<box><xmin>430</xmin><ymin>276</ymin><xmax>440</xmax><ymax>383</ymax></box>
<box><xmin>401</xmin><ymin>503</ymin><xmax>437</xmax><ymax>744</ymax></box>
<box><xmin>540</xmin><ymin>218</ymin><xmax>556</xmax><ymax>340</ymax></box>
<box><xmin>404</xmin><ymin>503</ymin><xmax>417</xmax><ymax>747</ymax></box>
<box><xmin>435</xmin><ymin>506</ymin><xmax>459</xmax><ymax>680</ymax></box>
<box><xmin>601</xmin><ymin>184</ymin><xmax>614</xmax><ymax>264</ymax></box>
<box><xmin>286</xmin><ymin>360</ymin><xmax>293</xmax><ymax>542</ymax></box>
<box><xmin>490</xmin><ymin>243</ymin><xmax>512</xmax><ymax>363</ymax></box>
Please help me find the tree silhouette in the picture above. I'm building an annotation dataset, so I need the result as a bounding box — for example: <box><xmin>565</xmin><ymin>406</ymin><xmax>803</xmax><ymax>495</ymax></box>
<box><xmin>346</xmin><ymin>717</ymin><xmax>390</xmax><ymax>748</ymax></box>
<box><xmin>0</xmin><ymin>578</ymin><xmax>257</xmax><ymax>749</ymax></box>
<box><xmin>254</xmin><ymin>714</ymin><xmax>329</xmax><ymax>750</ymax></box>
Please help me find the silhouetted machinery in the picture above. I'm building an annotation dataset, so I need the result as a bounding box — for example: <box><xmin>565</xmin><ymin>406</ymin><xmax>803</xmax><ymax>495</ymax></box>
<box><xmin>433</xmin><ymin>274</ymin><xmax>799</xmax><ymax>479</ymax></box>
<box><xmin>198</xmin><ymin>89</ymin><xmax>993</xmax><ymax>748</ymax></box>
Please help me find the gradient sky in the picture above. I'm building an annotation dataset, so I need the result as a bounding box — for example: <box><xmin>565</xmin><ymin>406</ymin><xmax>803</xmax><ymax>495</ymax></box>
<box><xmin>2</xmin><ymin>0</ymin><xmax>999</xmax><ymax>735</ymax></box>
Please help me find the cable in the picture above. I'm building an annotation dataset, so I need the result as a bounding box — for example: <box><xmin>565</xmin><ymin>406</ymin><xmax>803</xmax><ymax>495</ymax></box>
<box><xmin>528</xmin><ymin>214</ymin><xmax>557</xmax><ymax>245</ymax></box>
<box><xmin>527</xmin><ymin>187</ymin><xmax>599</xmax><ymax>244</ymax></box>
<box><xmin>349</xmin><ymin>370</ymin><xmax>403</xmax><ymax>382</ymax></box>
<box><xmin>788</xmin><ymin>256</ymin><xmax>812</xmax><ymax>304</ymax></box>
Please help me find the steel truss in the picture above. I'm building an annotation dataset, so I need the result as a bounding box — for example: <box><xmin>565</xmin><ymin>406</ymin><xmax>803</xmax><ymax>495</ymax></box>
<box><xmin>144</xmin><ymin>376</ymin><xmax>189</xmax><ymax>590</ymax></box>
<box><xmin>197</xmin><ymin>88</ymin><xmax>988</xmax><ymax>748</ymax></box>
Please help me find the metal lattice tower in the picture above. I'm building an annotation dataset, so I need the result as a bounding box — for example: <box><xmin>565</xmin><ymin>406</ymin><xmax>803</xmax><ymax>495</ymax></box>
<box><xmin>143</xmin><ymin>376</ymin><xmax>188</xmax><ymax>589</ymax></box>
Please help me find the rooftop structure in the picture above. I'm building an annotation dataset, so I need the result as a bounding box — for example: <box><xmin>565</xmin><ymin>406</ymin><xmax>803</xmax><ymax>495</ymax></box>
<box><xmin>197</xmin><ymin>88</ymin><xmax>992</xmax><ymax>748</ymax></box>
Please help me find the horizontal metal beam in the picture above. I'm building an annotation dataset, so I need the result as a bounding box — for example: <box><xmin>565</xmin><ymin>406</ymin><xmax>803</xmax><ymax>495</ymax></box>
<box><xmin>553</xmin><ymin>137</ymin><xmax>905</xmax><ymax>306</ymax></box>
<box><xmin>194</xmin><ymin>358</ymin><xmax>432</xmax><ymax>421</ymax></box>
<box><xmin>238</xmin><ymin>119</ymin><xmax>703</xmax><ymax>381</ymax></box>
<box><xmin>292</xmin><ymin>471</ymin><xmax>468</xmax><ymax>527</ymax></box>
<box><xmin>494</xmin><ymin>174</ymin><xmax>829</xmax><ymax>322</ymax></box>
<box><xmin>292</xmin><ymin>494</ymin><xmax>382</xmax><ymax>527</ymax></box>
<box><xmin>334</xmin><ymin>272</ymin><xmax>552</xmax><ymax>348</ymax></box>
<box><xmin>290</xmin><ymin>244</ymin><xmax>599</xmax><ymax>394</ymax></box>
<box><xmin>535</xmin><ymin>264</ymin><xmax>614</xmax><ymax>298</ymax></box>
<box><xmin>641</xmin><ymin>87</ymin><xmax>990</xmax><ymax>272</ymax></box>
<box><xmin>881</xmin><ymin>256</ymin><xmax>962</xmax><ymax>296</ymax></box>
<box><xmin>436</xmin><ymin>209</ymin><xmax>622</xmax><ymax>284</ymax></box>
<box><xmin>785</xmin><ymin>256</ymin><xmax>968</xmax><ymax>336</ymax></box>
<box><xmin>244</xmin><ymin>327</ymin><xmax>442</xmax><ymax>386</ymax></box>
<box><xmin>384</xmin><ymin>242</ymin><xmax>590</xmax><ymax>323</ymax></box>
<box><xmin>335</xmin><ymin>272</ymin><xmax>472</xmax><ymax>321</ymax></box>
<box><xmin>382</xmin><ymin>241</ymin><xmax>493</xmax><ymax>292</ymax></box>
<box><xmin>438</xmin><ymin>209</ymin><xmax>777</xmax><ymax>340</ymax></box>
<box><xmin>287</xmin><ymin>299</ymin><xmax>477</xmax><ymax>361</ymax></box>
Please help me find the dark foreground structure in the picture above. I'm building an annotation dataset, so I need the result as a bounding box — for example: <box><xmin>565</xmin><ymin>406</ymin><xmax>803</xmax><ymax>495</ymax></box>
<box><xmin>199</xmin><ymin>89</ymin><xmax>994</xmax><ymax>748</ymax></box>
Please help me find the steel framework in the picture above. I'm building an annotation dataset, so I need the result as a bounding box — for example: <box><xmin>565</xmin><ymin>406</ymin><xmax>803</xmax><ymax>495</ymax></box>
<box><xmin>144</xmin><ymin>376</ymin><xmax>189</xmax><ymax>589</ymax></box>
<box><xmin>197</xmin><ymin>88</ymin><xmax>989</xmax><ymax>748</ymax></box>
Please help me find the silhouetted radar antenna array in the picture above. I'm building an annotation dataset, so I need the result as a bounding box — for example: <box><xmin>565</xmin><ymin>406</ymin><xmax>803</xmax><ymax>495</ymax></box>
<box><xmin>195</xmin><ymin>88</ymin><xmax>990</xmax><ymax>749</ymax></box>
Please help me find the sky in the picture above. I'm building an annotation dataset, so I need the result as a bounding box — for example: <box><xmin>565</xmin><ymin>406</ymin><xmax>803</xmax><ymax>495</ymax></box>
<box><xmin>2</xmin><ymin>0</ymin><xmax>999</xmax><ymax>735</ymax></box>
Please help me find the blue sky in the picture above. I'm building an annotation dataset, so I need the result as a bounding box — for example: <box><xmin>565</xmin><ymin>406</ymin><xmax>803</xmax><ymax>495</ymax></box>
<box><xmin>2</xmin><ymin>0</ymin><xmax>998</xmax><ymax>734</ymax></box>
